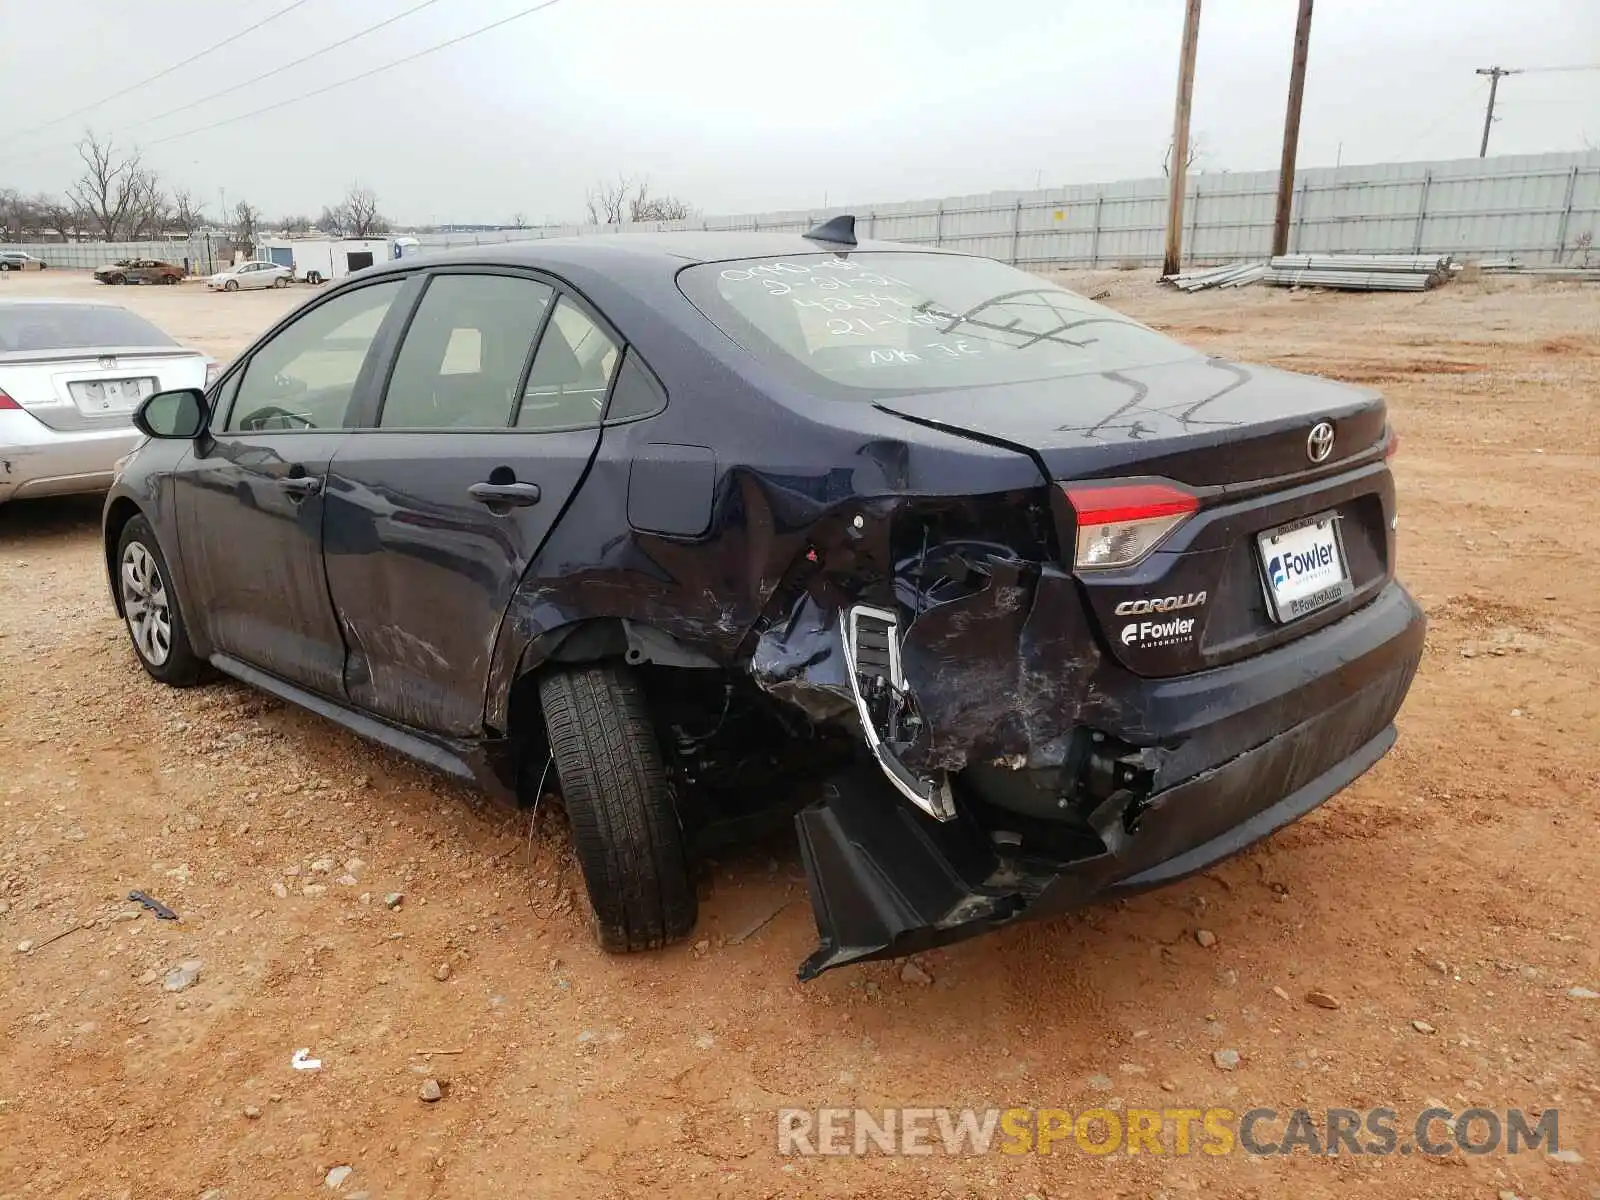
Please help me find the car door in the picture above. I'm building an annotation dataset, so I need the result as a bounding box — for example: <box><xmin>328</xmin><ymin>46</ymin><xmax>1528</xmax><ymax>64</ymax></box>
<box><xmin>173</xmin><ymin>277</ymin><xmax>410</xmax><ymax>696</ymax></box>
<box><xmin>323</xmin><ymin>269</ymin><xmax>616</xmax><ymax>735</ymax></box>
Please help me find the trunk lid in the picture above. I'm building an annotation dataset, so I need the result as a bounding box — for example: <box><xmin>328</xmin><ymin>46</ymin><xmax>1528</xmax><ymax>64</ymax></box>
<box><xmin>875</xmin><ymin>357</ymin><xmax>1397</xmax><ymax>677</ymax></box>
<box><xmin>0</xmin><ymin>349</ymin><xmax>207</xmax><ymax>432</ymax></box>
<box><xmin>872</xmin><ymin>356</ymin><xmax>1386</xmax><ymax>486</ymax></box>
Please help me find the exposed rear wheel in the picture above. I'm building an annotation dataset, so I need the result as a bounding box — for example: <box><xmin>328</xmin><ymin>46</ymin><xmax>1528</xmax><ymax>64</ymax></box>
<box><xmin>538</xmin><ymin>664</ymin><xmax>696</xmax><ymax>952</ymax></box>
<box><xmin>117</xmin><ymin>515</ymin><xmax>208</xmax><ymax>687</ymax></box>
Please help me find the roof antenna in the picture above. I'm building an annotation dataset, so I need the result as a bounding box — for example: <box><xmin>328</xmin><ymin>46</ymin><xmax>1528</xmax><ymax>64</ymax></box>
<box><xmin>803</xmin><ymin>214</ymin><xmax>857</xmax><ymax>247</ymax></box>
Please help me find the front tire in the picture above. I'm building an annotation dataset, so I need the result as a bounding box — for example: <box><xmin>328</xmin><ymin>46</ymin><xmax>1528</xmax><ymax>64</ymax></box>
<box><xmin>538</xmin><ymin>665</ymin><xmax>696</xmax><ymax>952</ymax></box>
<box><xmin>223</xmin><ymin>279</ymin><xmax>238</xmax><ymax>292</ymax></box>
<box><xmin>108</xmin><ymin>274</ymin><xmax>126</xmax><ymax>285</ymax></box>
<box><xmin>117</xmin><ymin>516</ymin><xmax>208</xmax><ymax>686</ymax></box>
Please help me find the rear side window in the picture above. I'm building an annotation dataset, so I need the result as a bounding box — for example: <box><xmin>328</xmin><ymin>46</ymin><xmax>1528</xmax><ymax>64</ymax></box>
<box><xmin>515</xmin><ymin>297</ymin><xmax>620</xmax><ymax>430</ymax></box>
<box><xmin>604</xmin><ymin>349</ymin><xmax>668</xmax><ymax>422</ymax></box>
<box><xmin>226</xmin><ymin>280</ymin><xmax>403</xmax><ymax>432</ymax></box>
<box><xmin>379</xmin><ymin>274</ymin><xmax>554</xmax><ymax>430</ymax></box>
<box><xmin>0</xmin><ymin>304</ymin><xmax>176</xmax><ymax>352</ymax></box>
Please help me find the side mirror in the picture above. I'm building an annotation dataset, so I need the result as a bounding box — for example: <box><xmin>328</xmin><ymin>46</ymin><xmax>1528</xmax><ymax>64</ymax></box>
<box><xmin>134</xmin><ymin>388</ymin><xmax>209</xmax><ymax>439</ymax></box>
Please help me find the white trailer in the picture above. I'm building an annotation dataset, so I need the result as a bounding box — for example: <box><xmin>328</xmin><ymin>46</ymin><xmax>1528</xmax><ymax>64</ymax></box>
<box><xmin>258</xmin><ymin>237</ymin><xmax>416</xmax><ymax>284</ymax></box>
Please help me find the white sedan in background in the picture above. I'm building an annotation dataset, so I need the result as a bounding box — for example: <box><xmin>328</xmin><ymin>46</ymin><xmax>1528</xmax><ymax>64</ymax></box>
<box><xmin>207</xmin><ymin>260</ymin><xmax>292</xmax><ymax>291</ymax></box>
<box><xmin>0</xmin><ymin>299</ymin><xmax>217</xmax><ymax>505</ymax></box>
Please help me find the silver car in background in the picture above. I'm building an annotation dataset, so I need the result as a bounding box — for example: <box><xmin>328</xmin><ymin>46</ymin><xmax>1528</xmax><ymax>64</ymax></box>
<box><xmin>207</xmin><ymin>260</ymin><xmax>292</xmax><ymax>291</ymax></box>
<box><xmin>0</xmin><ymin>300</ymin><xmax>216</xmax><ymax>505</ymax></box>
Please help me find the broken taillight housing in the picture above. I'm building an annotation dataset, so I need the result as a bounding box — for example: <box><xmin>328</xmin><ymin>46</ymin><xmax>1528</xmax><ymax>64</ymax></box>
<box><xmin>1063</xmin><ymin>481</ymin><xmax>1198</xmax><ymax>571</ymax></box>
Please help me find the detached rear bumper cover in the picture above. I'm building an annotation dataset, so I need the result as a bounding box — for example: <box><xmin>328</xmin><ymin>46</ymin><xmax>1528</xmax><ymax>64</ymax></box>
<box><xmin>794</xmin><ymin>582</ymin><xmax>1425</xmax><ymax>978</ymax></box>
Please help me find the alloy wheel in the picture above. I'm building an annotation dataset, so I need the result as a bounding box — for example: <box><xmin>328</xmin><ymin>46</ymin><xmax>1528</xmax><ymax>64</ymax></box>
<box><xmin>121</xmin><ymin>542</ymin><xmax>172</xmax><ymax>666</ymax></box>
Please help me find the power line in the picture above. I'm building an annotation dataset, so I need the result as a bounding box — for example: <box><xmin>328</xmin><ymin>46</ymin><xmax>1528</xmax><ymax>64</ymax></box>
<box><xmin>1519</xmin><ymin>63</ymin><xmax>1600</xmax><ymax>74</ymax></box>
<box><xmin>148</xmin><ymin>0</ymin><xmax>570</xmax><ymax>149</ymax></box>
<box><xmin>0</xmin><ymin>0</ymin><xmax>317</xmax><ymax>146</ymax></box>
<box><xmin>133</xmin><ymin>0</ymin><xmax>450</xmax><ymax>133</ymax></box>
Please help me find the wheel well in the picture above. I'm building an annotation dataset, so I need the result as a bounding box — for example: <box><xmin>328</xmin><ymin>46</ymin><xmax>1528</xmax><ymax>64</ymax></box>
<box><xmin>103</xmin><ymin>498</ymin><xmax>143</xmax><ymax>614</ymax></box>
<box><xmin>500</xmin><ymin>618</ymin><xmax>724</xmax><ymax>794</ymax></box>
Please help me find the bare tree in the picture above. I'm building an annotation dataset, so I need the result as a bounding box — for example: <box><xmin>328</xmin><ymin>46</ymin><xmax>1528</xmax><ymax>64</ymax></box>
<box><xmin>38</xmin><ymin>196</ymin><xmax>82</xmax><ymax>242</ymax></box>
<box><xmin>172</xmin><ymin>189</ymin><xmax>207</xmax><ymax>238</ymax></box>
<box><xmin>232</xmin><ymin>201</ymin><xmax>262</xmax><ymax>258</ymax></box>
<box><xmin>1161</xmin><ymin>132</ymin><xmax>1211</xmax><ymax>178</ymax></box>
<box><xmin>586</xmin><ymin>175</ymin><xmax>694</xmax><ymax>225</ymax></box>
<box><xmin>316</xmin><ymin>204</ymin><xmax>347</xmax><ymax>237</ymax></box>
<box><xmin>510</xmin><ymin>211</ymin><xmax>529</xmax><ymax>229</ymax></box>
<box><xmin>317</xmin><ymin>185</ymin><xmax>390</xmax><ymax>239</ymax></box>
<box><xmin>125</xmin><ymin>171</ymin><xmax>171</xmax><ymax>240</ymax></box>
<box><xmin>279</xmin><ymin>214</ymin><xmax>313</xmax><ymax>235</ymax></box>
<box><xmin>586</xmin><ymin>175</ymin><xmax>633</xmax><ymax>225</ymax></box>
<box><xmin>67</xmin><ymin>130</ymin><xmax>166</xmax><ymax>241</ymax></box>
<box><xmin>341</xmin><ymin>185</ymin><xmax>389</xmax><ymax>238</ymax></box>
<box><xmin>628</xmin><ymin>180</ymin><xmax>693</xmax><ymax>222</ymax></box>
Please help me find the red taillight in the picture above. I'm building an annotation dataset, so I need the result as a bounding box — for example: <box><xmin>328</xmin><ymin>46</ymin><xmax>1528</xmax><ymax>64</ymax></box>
<box><xmin>0</xmin><ymin>388</ymin><xmax>20</xmax><ymax>410</ymax></box>
<box><xmin>1385</xmin><ymin>430</ymin><xmax>1401</xmax><ymax>459</ymax></box>
<box><xmin>1063</xmin><ymin>481</ymin><xmax>1199</xmax><ymax>571</ymax></box>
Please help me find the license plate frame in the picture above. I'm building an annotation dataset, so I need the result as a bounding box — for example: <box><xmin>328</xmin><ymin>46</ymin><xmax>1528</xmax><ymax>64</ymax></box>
<box><xmin>68</xmin><ymin>376</ymin><xmax>158</xmax><ymax>414</ymax></box>
<box><xmin>1256</xmin><ymin>511</ymin><xmax>1353</xmax><ymax>624</ymax></box>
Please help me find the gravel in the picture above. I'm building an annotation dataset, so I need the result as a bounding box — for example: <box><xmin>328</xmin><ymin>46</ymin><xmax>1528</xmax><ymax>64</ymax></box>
<box><xmin>899</xmin><ymin>960</ymin><xmax>933</xmax><ymax>986</ymax></box>
<box><xmin>325</xmin><ymin>1165</ymin><xmax>353</xmax><ymax>1189</ymax></box>
<box><xmin>1212</xmin><ymin>1049</ymin><xmax>1240</xmax><ymax>1071</ymax></box>
<box><xmin>419</xmin><ymin>1079</ymin><xmax>442</xmax><ymax>1102</ymax></box>
<box><xmin>1305</xmin><ymin>990</ymin><xmax>1342</xmax><ymax>1010</ymax></box>
<box><xmin>1195</xmin><ymin>929</ymin><xmax>1218</xmax><ymax>948</ymax></box>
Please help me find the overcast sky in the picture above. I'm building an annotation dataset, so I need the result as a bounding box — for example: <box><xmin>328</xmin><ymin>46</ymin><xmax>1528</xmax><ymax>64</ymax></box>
<box><xmin>3</xmin><ymin>0</ymin><xmax>1597</xmax><ymax>225</ymax></box>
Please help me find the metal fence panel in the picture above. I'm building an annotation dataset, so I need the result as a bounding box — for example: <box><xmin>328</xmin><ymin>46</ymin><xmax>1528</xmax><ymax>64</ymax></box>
<box><xmin>0</xmin><ymin>239</ymin><xmax>220</xmax><ymax>273</ymax></box>
<box><xmin>411</xmin><ymin>151</ymin><xmax>1600</xmax><ymax>271</ymax></box>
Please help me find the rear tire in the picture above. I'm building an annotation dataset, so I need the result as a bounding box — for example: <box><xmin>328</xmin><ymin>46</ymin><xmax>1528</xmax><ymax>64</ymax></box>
<box><xmin>538</xmin><ymin>664</ymin><xmax>696</xmax><ymax>952</ymax></box>
<box><xmin>116</xmin><ymin>515</ymin><xmax>209</xmax><ymax>687</ymax></box>
<box><xmin>305</xmin><ymin>270</ymin><xmax>323</xmax><ymax>284</ymax></box>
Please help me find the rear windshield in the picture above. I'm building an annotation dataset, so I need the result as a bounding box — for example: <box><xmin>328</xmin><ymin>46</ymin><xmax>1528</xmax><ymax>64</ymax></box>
<box><xmin>0</xmin><ymin>304</ymin><xmax>177</xmax><ymax>353</ymax></box>
<box><xmin>678</xmin><ymin>252</ymin><xmax>1196</xmax><ymax>396</ymax></box>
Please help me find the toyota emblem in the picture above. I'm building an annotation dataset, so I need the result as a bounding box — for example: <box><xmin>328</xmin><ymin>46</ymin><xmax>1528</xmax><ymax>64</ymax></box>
<box><xmin>98</xmin><ymin>355</ymin><xmax>117</xmax><ymax>370</ymax></box>
<box><xmin>1307</xmin><ymin>421</ymin><xmax>1335</xmax><ymax>464</ymax></box>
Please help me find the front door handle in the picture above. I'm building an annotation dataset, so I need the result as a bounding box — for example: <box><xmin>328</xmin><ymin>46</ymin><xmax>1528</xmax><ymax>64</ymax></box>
<box><xmin>468</xmin><ymin>481</ymin><xmax>541</xmax><ymax>507</ymax></box>
<box><xmin>280</xmin><ymin>475</ymin><xmax>322</xmax><ymax>497</ymax></box>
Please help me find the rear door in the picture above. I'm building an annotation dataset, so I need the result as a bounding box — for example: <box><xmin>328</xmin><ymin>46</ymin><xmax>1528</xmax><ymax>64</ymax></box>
<box><xmin>173</xmin><ymin>277</ymin><xmax>410</xmax><ymax>696</ymax></box>
<box><xmin>323</xmin><ymin>269</ymin><xmax>619</xmax><ymax>735</ymax></box>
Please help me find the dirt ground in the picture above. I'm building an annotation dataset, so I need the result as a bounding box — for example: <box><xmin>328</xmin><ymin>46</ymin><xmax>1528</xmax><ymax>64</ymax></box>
<box><xmin>0</xmin><ymin>267</ymin><xmax>1595</xmax><ymax>1200</ymax></box>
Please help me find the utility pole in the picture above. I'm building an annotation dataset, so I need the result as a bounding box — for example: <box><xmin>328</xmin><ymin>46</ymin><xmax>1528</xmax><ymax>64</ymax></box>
<box><xmin>1271</xmin><ymin>0</ymin><xmax>1315</xmax><ymax>257</ymax></box>
<box><xmin>1475</xmin><ymin>67</ymin><xmax>1518</xmax><ymax>157</ymax></box>
<box><xmin>1162</xmin><ymin>0</ymin><xmax>1203</xmax><ymax>277</ymax></box>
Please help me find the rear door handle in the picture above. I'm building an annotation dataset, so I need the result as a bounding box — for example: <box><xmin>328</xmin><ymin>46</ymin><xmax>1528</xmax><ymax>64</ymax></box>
<box><xmin>468</xmin><ymin>481</ymin><xmax>541</xmax><ymax>507</ymax></box>
<box><xmin>279</xmin><ymin>476</ymin><xmax>322</xmax><ymax>497</ymax></box>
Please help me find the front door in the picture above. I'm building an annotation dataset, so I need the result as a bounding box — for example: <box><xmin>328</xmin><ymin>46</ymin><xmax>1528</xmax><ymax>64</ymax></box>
<box><xmin>174</xmin><ymin>278</ymin><xmax>408</xmax><ymax>696</ymax></box>
<box><xmin>324</xmin><ymin>272</ymin><xmax>618</xmax><ymax>735</ymax></box>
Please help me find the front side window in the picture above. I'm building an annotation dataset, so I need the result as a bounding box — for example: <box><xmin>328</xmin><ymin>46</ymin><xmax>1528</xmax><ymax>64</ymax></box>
<box><xmin>225</xmin><ymin>280</ymin><xmax>403</xmax><ymax>432</ymax></box>
<box><xmin>515</xmin><ymin>297</ymin><xmax>620</xmax><ymax>430</ymax></box>
<box><xmin>379</xmin><ymin>273</ymin><xmax>554</xmax><ymax>429</ymax></box>
<box><xmin>678</xmin><ymin>252</ymin><xmax>1197</xmax><ymax>398</ymax></box>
